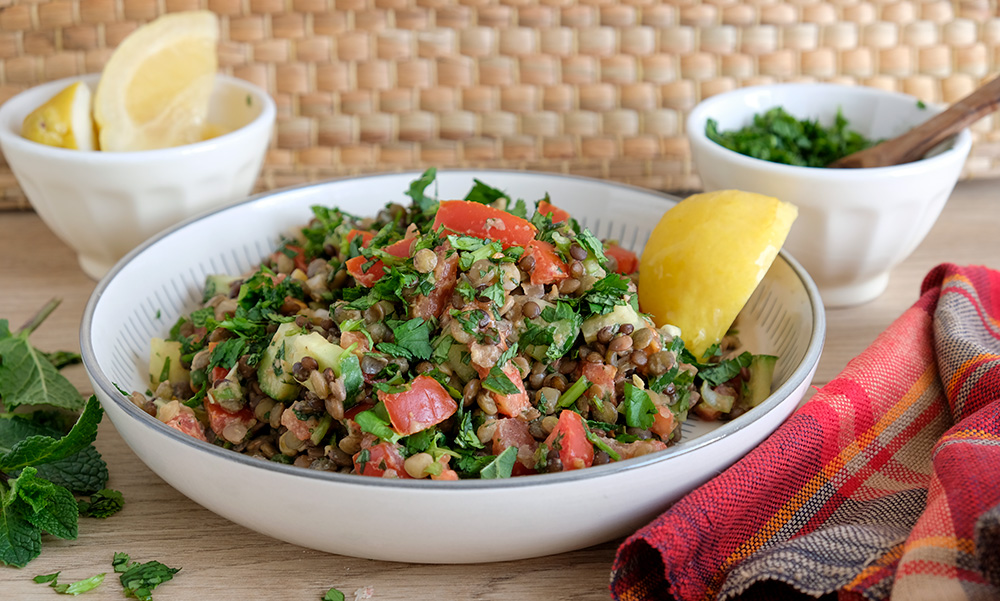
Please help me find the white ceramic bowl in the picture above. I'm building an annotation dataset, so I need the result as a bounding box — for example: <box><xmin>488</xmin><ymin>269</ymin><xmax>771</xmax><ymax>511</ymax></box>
<box><xmin>0</xmin><ymin>73</ymin><xmax>275</xmax><ymax>280</ymax></box>
<box><xmin>81</xmin><ymin>170</ymin><xmax>825</xmax><ymax>563</ymax></box>
<box><xmin>687</xmin><ymin>83</ymin><xmax>972</xmax><ymax>308</ymax></box>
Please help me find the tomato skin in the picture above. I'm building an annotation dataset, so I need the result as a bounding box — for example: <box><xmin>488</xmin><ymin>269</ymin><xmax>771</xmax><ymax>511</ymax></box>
<box><xmin>378</xmin><ymin>375</ymin><xmax>458</xmax><ymax>436</ymax></box>
<box><xmin>209</xmin><ymin>365</ymin><xmax>228</xmax><ymax>384</ymax></box>
<box><xmin>525</xmin><ymin>240</ymin><xmax>569</xmax><ymax>286</ymax></box>
<box><xmin>283</xmin><ymin>244</ymin><xmax>310</xmax><ymax>273</ymax></box>
<box><xmin>353</xmin><ymin>441</ymin><xmax>410</xmax><ymax>478</ymax></box>
<box><xmin>432</xmin><ymin>200</ymin><xmax>536</xmax><ymax>249</ymax></box>
<box><xmin>604</xmin><ymin>242</ymin><xmax>639</xmax><ymax>275</ymax></box>
<box><xmin>204</xmin><ymin>398</ymin><xmax>256</xmax><ymax>439</ymax></box>
<box><xmin>537</xmin><ymin>200</ymin><xmax>570</xmax><ymax>224</ymax></box>
<box><xmin>544</xmin><ymin>410</ymin><xmax>594</xmax><ymax>471</ymax></box>
<box><xmin>492</xmin><ymin>417</ymin><xmax>538</xmax><ymax>475</ymax></box>
<box><xmin>281</xmin><ymin>406</ymin><xmax>319</xmax><ymax>441</ymax></box>
<box><xmin>491</xmin><ymin>362</ymin><xmax>532</xmax><ymax>418</ymax></box>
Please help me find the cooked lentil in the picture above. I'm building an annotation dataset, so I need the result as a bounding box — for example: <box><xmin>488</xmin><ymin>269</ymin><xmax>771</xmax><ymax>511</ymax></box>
<box><xmin>135</xmin><ymin>169</ymin><xmax>775</xmax><ymax>480</ymax></box>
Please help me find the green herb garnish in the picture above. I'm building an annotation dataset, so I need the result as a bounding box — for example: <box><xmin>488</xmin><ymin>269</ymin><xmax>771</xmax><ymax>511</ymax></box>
<box><xmin>706</xmin><ymin>107</ymin><xmax>881</xmax><ymax>167</ymax></box>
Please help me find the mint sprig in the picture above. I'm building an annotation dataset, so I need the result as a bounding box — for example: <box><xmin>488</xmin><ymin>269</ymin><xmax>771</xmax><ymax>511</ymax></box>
<box><xmin>0</xmin><ymin>300</ymin><xmax>122</xmax><ymax>569</ymax></box>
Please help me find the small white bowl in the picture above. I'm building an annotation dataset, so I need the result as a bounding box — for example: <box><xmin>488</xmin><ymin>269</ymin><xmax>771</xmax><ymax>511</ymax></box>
<box><xmin>0</xmin><ymin>73</ymin><xmax>275</xmax><ymax>280</ymax></box>
<box><xmin>81</xmin><ymin>170</ymin><xmax>825</xmax><ymax>563</ymax></box>
<box><xmin>687</xmin><ymin>83</ymin><xmax>972</xmax><ymax>308</ymax></box>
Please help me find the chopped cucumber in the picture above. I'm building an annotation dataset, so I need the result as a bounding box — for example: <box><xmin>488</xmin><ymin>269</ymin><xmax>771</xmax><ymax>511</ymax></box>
<box><xmin>699</xmin><ymin>380</ymin><xmax>736</xmax><ymax>414</ymax></box>
<box><xmin>745</xmin><ymin>354</ymin><xmax>778</xmax><ymax>408</ymax></box>
<box><xmin>257</xmin><ymin>322</ymin><xmax>349</xmax><ymax>401</ymax></box>
<box><xmin>202</xmin><ymin>274</ymin><xmax>239</xmax><ymax>302</ymax></box>
<box><xmin>149</xmin><ymin>338</ymin><xmax>189</xmax><ymax>387</ymax></box>
<box><xmin>580</xmin><ymin>303</ymin><xmax>647</xmax><ymax>344</ymax></box>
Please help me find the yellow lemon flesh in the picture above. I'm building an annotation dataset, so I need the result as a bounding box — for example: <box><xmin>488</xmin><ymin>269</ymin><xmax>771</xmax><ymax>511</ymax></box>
<box><xmin>638</xmin><ymin>190</ymin><xmax>798</xmax><ymax>360</ymax></box>
<box><xmin>21</xmin><ymin>81</ymin><xmax>96</xmax><ymax>151</ymax></box>
<box><xmin>94</xmin><ymin>11</ymin><xmax>219</xmax><ymax>151</ymax></box>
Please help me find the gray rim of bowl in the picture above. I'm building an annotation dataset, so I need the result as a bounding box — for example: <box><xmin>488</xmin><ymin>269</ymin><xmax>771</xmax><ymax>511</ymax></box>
<box><xmin>0</xmin><ymin>73</ymin><xmax>276</xmax><ymax>161</ymax></box>
<box><xmin>80</xmin><ymin>168</ymin><xmax>827</xmax><ymax>491</ymax></box>
<box><xmin>686</xmin><ymin>82</ymin><xmax>973</xmax><ymax>178</ymax></box>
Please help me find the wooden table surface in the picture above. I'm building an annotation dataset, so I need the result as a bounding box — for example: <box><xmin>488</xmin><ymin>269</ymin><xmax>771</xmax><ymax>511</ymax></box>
<box><xmin>1</xmin><ymin>177</ymin><xmax>998</xmax><ymax>600</ymax></box>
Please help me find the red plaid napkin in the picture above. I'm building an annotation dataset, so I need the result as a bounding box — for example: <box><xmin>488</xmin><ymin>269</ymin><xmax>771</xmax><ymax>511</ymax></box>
<box><xmin>610</xmin><ymin>263</ymin><xmax>1000</xmax><ymax>601</ymax></box>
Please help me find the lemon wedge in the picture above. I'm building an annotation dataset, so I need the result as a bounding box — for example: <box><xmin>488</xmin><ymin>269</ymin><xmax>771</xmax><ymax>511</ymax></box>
<box><xmin>21</xmin><ymin>81</ymin><xmax>96</xmax><ymax>151</ymax></box>
<box><xmin>94</xmin><ymin>11</ymin><xmax>219</xmax><ymax>151</ymax></box>
<box><xmin>638</xmin><ymin>190</ymin><xmax>798</xmax><ymax>359</ymax></box>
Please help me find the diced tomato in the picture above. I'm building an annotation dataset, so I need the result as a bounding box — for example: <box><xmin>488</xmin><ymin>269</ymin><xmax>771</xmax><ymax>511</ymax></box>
<box><xmin>204</xmin><ymin>398</ymin><xmax>256</xmax><ymax>439</ymax></box>
<box><xmin>649</xmin><ymin>406</ymin><xmax>676</xmax><ymax>437</ymax></box>
<box><xmin>164</xmin><ymin>411</ymin><xmax>208</xmax><ymax>442</ymax></box>
<box><xmin>604</xmin><ymin>242</ymin><xmax>639</xmax><ymax>275</ymax></box>
<box><xmin>379</xmin><ymin>375</ymin><xmax>458</xmax><ymax>436</ymax></box>
<box><xmin>581</xmin><ymin>362</ymin><xmax>617</xmax><ymax>401</ymax></box>
<box><xmin>284</xmin><ymin>244</ymin><xmax>309</xmax><ymax>273</ymax></box>
<box><xmin>345</xmin><ymin>255</ymin><xmax>386</xmax><ymax>287</ymax></box>
<box><xmin>344</xmin><ymin>237</ymin><xmax>416</xmax><ymax>287</ymax></box>
<box><xmin>344</xmin><ymin>401</ymin><xmax>375</xmax><ymax>420</ymax></box>
<box><xmin>492</xmin><ymin>417</ymin><xmax>538</xmax><ymax>475</ymax></box>
<box><xmin>281</xmin><ymin>406</ymin><xmax>320</xmax><ymax>441</ymax></box>
<box><xmin>432</xmin><ymin>200</ymin><xmax>537</xmax><ymax>249</ymax></box>
<box><xmin>524</xmin><ymin>239</ymin><xmax>569</xmax><ymax>286</ymax></box>
<box><xmin>544</xmin><ymin>410</ymin><xmax>594</xmax><ymax>471</ymax></box>
<box><xmin>430</xmin><ymin>455</ymin><xmax>459</xmax><ymax>481</ymax></box>
<box><xmin>209</xmin><ymin>365</ymin><xmax>228</xmax><ymax>385</ymax></box>
<box><xmin>340</xmin><ymin>330</ymin><xmax>371</xmax><ymax>355</ymax></box>
<box><xmin>385</xmin><ymin>236</ymin><xmax>416</xmax><ymax>258</ymax></box>
<box><xmin>491</xmin><ymin>362</ymin><xmax>532</xmax><ymax>418</ymax></box>
<box><xmin>537</xmin><ymin>199</ymin><xmax>570</xmax><ymax>224</ymax></box>
<box><xmin>345</xmin><ymin>229</ymin><xmax>374</xmax><ymax>248</ymax></box>
<box><xmin>353</xmin><ymin>441</ymin><xmax>410</xmax><ymax>478</ymax></box>
<box><xmin>410</xmin><ymin>247</ymin><xmax>459</xmax><ymax>320</ymax></box>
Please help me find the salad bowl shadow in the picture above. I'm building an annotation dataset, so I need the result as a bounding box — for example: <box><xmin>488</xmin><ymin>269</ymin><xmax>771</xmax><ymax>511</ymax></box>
<box><xmin>81</xmin><ymin>170</ymin><xmax>825</xmax><ymax>563</ymax></box>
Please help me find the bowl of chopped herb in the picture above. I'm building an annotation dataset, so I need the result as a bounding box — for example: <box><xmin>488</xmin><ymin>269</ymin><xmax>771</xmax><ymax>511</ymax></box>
<box><xmin>687</xmin><ymin>83</ymin><xmax>972</xmax><ymax>307</ymax></box>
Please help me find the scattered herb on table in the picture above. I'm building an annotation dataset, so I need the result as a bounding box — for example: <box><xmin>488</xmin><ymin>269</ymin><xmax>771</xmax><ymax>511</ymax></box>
<box><xmin>322</xmin><ymin>587</ymin><xmax>346</xmax><ymax>601</ymax></box>
<box><xmin>113</xmin><ymin>552</ymin><xmax>181</xmax><ymax>601</ymax></box>
<box><xmin>0</xmin><ymin>299</ymin><xmax>123</xmax><ymax>568</ymax></box>
<box><xmin>706</xmin><ymin>106</ymin><xmax>882</xmax><ymax>167</ymax></box>
<box><xmin>33</xmin><ymin>570</ymin><xmax>107</xmax><ymax>595</ymax></box>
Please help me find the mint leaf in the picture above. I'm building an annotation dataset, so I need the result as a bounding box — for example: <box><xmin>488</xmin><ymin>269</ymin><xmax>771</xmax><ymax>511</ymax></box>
<box><xmin>0</xmin><ymin>396</ymin><xmax>103</xmax><ymax>472</ymax></box>
<box><xmin>622</xmin><ymin>383</ymin><xmax>656</xmax><ymax>429</ymax></box>
<box><xmin>482</xmin><ymin>365</ymin><xmax>519</xmax><ymax>396</ymax></box>
<box><xmin>479</xmin><ymin>446</ymin><xmax>517</xmax><ymax>479</ymax></box>
<box><xmin>77</xmin><ymin>489</ymin><xmax>124</xmax><ymax>519</ymax></box>
<box><xmin>117</xmin><ymin>555</ymin><xmax>181</xmax><ymax>601</ymax></box>
<box><xmin>0</xmin><ymin>337</ymin><xmax>84</xmax><ymax>411</ymax></box>
<box><xmin>0</xmin><ymin>467</ymin><xmax>78</xmax><ymax>567</ymax></box>
<box><xmin>0</xmin><ymin>495</ymin><xmax>41</xmax><ymax>568</ymax></box>
<box><xmin>323</xmin><ymin>587</ymin><xmax>346</xmax><ymax>601</ymax></box>
<box><xmin>0</xmin><ymin>416</ymin><xmax>109</xmax><ymax>494</ymax></box>
<box><xmin>385</xmin><ymin>318</ymin><xmax>433</xmax><ymax>361</ymax></box>
<box><xmin>34</xmin><ymin>570</ymin><xmax>106</xmax><ymax>595</ymax></box>
<box><xmin>11</xmin><ymin>467</ymin><xmax>78</xmax><ymax>540</ymax></box>
<box><xmin>697</xmin><ymin>351</ymin><xmax>753</xmax><ymax>386</ymax></box>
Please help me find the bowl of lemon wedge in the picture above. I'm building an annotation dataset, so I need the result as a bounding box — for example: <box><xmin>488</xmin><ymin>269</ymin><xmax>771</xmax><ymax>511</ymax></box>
<box><xmin>0</xmin><ymin>11</ymin><xmax>275</xmax><ymax>280</ymax></box>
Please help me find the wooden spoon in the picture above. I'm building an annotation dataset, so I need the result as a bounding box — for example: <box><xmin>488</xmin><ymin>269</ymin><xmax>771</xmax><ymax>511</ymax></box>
<box><xmin>828</xmin><ymin>74</ymin><xmax>1000</xmax><ymax>169</ymax></box>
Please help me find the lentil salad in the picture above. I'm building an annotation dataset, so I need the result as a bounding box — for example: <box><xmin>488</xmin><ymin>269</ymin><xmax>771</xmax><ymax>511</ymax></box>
<box><xmin>132</xmin><ymin>169</ymin><xmax>778</xmax><ymax>479</ymax></box>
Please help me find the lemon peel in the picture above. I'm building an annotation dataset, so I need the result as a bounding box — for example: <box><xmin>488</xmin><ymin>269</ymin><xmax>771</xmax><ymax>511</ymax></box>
<box><xmin>21</xmin><ymin>81</ymin><xmax>96</xmax><ymax>151</ymax></box>
<box><xmin>94</xmin><ymin>11</ymin><xmax>219</xmax><ymax>151</ymax></box>
<box><xmin>638</xmin><ymin>189</ymin><xmax>798</xmax><ymax>359</ymax></box>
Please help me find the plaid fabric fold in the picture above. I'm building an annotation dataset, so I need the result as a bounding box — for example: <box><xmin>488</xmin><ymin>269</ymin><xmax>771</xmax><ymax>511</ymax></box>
<box><xmin>610</xmin><ymin>263</ymin><xmax>1000</xmax><ymax>601</ymax></box>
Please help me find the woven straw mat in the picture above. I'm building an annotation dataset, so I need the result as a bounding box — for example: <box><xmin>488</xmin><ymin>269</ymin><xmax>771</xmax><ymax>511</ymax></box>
<box><xmin>1</xmin><ymin>0</ymin><xmax>999</xmax><ymax>211</ymax></box>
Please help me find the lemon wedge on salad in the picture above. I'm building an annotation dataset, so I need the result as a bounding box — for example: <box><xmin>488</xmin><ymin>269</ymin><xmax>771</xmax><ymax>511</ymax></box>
<box><xmin>638</xmin><ymin>190</ymin><xmax>798</xmax><ymax>360</ymax></box>
<box><xmin>21</xmin><ymin>81</ymin><xmax>96</xmax><ymax>151</ymax></box>
<box><xmin>94</xmin><ymin>11</ymin><xmax>219</xmax><ymax>151</ymax></box>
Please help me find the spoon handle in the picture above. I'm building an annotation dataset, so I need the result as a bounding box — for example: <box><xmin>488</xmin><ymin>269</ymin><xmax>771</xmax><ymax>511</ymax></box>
<box><xmin>829</xmin><ymin>74</ymin><xmax>1000</xmax><ymax>169</ymax></box>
